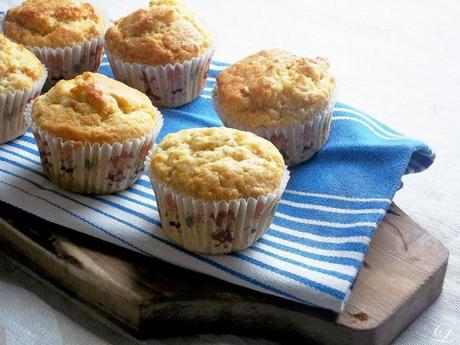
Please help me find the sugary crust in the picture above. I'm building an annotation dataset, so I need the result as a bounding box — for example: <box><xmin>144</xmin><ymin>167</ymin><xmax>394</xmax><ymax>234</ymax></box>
<box><xmin>32</xmin><ymin>72</ymin><xmax>161</xmax><ymax>143</ymax></box>
<box><xmin>105</xmin><ymin>0</ymin><xmax>213</xmax><ymax>65</ymax></box>
<box><xmin>150</xmin><ymin>127</ymin><xmax>285</xmax><ymax>201</ymax></box>
<box><xmin>214</xmin><ymin>49</ymin><xmax>336</xmax><ymax>128</ymax></box>
<box><xmin>3</xmin><ymin>0</ymin><xmax>105</xmax><ymax>48</ymax></box>
<box><xmin>0</xmin><ymin>34</ymin><xmax>45</xmax><ymax>93</ymax></box>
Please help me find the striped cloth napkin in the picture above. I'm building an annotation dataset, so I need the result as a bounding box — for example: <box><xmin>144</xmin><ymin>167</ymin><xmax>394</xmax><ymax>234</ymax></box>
<box><xmin>0</xmin><ymin>56</ymin><xmax>435</xmax><ymax>312</ymax></box>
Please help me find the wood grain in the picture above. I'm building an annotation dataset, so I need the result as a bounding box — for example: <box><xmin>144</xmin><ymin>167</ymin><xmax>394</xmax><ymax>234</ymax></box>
<box><xmin>0</xmin><ymin>202</ymin><xmax>448</xmax><ymax>345</ymax></box>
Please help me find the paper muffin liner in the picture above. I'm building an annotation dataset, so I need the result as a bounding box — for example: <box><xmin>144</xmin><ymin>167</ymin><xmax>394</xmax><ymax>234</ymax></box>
<box><xmin>25</xmin><ymin>104</ymin><xmax>163</xmax><ymax>194</ymax></box>
<box><xmin>1</xmin><ymin>6</ymin><xmax>108</xmax><ymax>89</ymax></box>
<box><xmin>106</xmin><ymin>48</ymin><xmax>215</xmax><ymax>108</ymax></box>
<box><xmin>146</xmin><ymin>155</ymin><xmax>290</xmax><ymax>254</ymax></box>
<box><xmin>29</xmin><ymin>36</ymin><xmax>106</xmax><ymax>89</ymax></box>
<box><xmin>0</xmin><ymin>70</ymin><xmax>47</xmax><ymax>144</ymax></box>
<box><xmin>213</xmin><ymin>87</ymin><xmax>336</xmax><ymax>166</ymax></box>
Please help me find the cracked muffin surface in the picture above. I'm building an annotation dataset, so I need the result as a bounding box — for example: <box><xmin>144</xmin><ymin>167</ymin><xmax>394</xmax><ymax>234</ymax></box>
<box><xmin>32</xmin><ymin>72</ymin><xmax>161</xmax><ymax>143</ymax></box>
<box><xmin>213</xmin><ymin>49</ymin><xmax>335</xmax><ymax>128</ymax></box>
<box><xmin>0</xmin><ymin>34</ymin><xmax>45</xmax><ymax>93</ymax></box>
<box><xmin>105</xmin><ymin>0</ymin><xmax>213</xmax><ymax>65</ymax></box>
<box><xmin>3</xmin><ymin>0</ymin><xmax>105</xmax><ymax>48</ymax></box>
<box><xmin>150</xmin><ymin>127</ymin><xmax>285</xmax><ymax>201</ymax></box>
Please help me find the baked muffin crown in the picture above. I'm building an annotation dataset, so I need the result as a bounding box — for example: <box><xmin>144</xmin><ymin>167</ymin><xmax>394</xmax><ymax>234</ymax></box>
<box><xmin>3</xmin><ymin>0</ymin><xmax>106</xmax><ymax>48</ymax></box>
<box><xmin>32</xmin><ymin>72</ymin><xmax>161</xmax><ymax>143</ymax></box>
<box><xmin>0</xmin><ymin>34</ymin><xmax>45</xmax><ymax>93</ymax></box>
<box><xmin>105</xmin><ymin>0</ymin><xmax>213</xmax><ymax>65</ymax></box>
<box><xmin>150</xmin><ymin>127</ymin><xmax>285</xmax><ymax>201</ymax></box>
<box><xmin>214</xmin><ymin>49</ymin><xmax>336</xmax><ymax>128</ymax></box>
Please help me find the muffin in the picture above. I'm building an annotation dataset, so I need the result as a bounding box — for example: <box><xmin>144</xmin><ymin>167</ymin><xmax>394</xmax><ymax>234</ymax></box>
<box><xmin>30</xmin><ymin>72</ymin><xmax>163</xmax><ymax>194</ymax></box>
<box><xmin>3</xmin><ymin>0</ymin><xmax>107</xmax><ymax>87</ymax></box>
<box><xmin>0</xmin><ymin>34</ymin><xmax>47</xmax><ymax>143</ymax></box>
<box><xmin>213</xmin><ymin>49</ymin><xmax>336</xmax><ymax>166</ymax></box>
<box><xmin>105</xmin><ymin>0</ymin><xmax>214</xmax><ymax>107</ymax></box>
<box><xmin>148</xmin><ymin>127</ymin><xmax>289</xmax><ymax>254</ymax></box>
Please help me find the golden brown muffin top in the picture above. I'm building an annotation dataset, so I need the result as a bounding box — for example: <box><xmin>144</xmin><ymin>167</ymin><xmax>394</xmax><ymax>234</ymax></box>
<box><xmin>32</xmin><ymin>72</ymin><xmax>161</xmax><ymax>143</ymax></box>
<box><xmin>150</xmin><ymin>127</ymin><xmax>286</xmax><ymax>201</ymax></box>
<box><xmin>214</xmin><ymin>49</ymin><xmax>336</xmax><ymax>128</ymax></box>
<box><xmin>0</xmin><ymin>34</ymin><xmax>45</xmax><ymax>93</ymax></box>
<box><xmin>105</xmin><ymin>0</ymin><xmax>213</xmax><ymax>65</ymax></box>
<box><xmin>3</xmin><ymin>0</ymin><xmax>106</xmax><ymax>48</ymax></box>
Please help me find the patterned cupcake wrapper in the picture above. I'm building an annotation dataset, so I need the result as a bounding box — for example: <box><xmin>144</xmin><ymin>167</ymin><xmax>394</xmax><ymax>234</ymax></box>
<box><xmin>28</xmin><ymin>36</ymin><xmax>105</xmax><ymax>88</ymax></box>
<box><xmin>213</xmin><ymin>87</ymin><xmax>336</xmax><ymax>166</ymax></box>
<box><xmin>0</xmin><ymin>70</ymin><xmax>47</xmax><ymax>144</ymax></box>
<box><xmin>146</xmin><ymin>156</ymin><xmax>290</xmax><ymax>254</ymax></box>
<box><xmin>106</xmin><ymin>48</ymin><xmax>215</xmax><ymax>108</ymax></box>
<box><xmin>25</xmin><ymin>105</ymin><xmax>163</xmax><ymax>194</ymax></box>
<box><xmin>1</xmin><ymin>11</ymin><xmax>108</xmax><ymax>89</ymax></box>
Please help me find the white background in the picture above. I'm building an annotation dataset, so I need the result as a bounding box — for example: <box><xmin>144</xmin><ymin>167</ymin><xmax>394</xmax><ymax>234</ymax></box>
<box><xmin>0</xmin><ymin>0</ymin><xmax>459</xmax><ymax>344</ymax></box>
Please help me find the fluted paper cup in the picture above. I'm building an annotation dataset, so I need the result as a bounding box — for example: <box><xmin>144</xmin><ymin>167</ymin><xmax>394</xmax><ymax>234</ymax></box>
<box><xmin>1</xmin><ymin>6</ymin><xmax>108</xmax><ymax>89</ymax></box>
<box><xmin>25</xmin><ymin>104</ymin><xmax>163</xmax><ymax>194</ymax></box>
<box><xmin>29</xmin><ymin>36</ymin><xmax>105</xmax><ymax>89</ymax></box>
<box><xmin>0</xmin><ymin>70</ymin><xmax>47</xmax><ymax>143</ymax></box>
<box><xmin>146</xmin><ymin>155</ymin><xmax>289</xmax><ymax>254</ymax></box>
<box><xmin>107</xmin><ymin>48</ymin><xmax>215</xmax><ymax>108</ymax></box>
<box><xmin>213</xmin><ymin>87</ymin><xmax>336</xmax><ymax>166</ymax></box>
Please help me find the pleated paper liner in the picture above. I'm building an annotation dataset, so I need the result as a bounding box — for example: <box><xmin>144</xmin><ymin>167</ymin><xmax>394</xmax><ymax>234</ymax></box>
<box><xmin>213</xmin><ymin>86</ymin><xmax>336</xmax><ymax>166</ymax></box>
<box><xmin>146</xmin><ymin>152</ymin><xmax>290</xmax><ymax>254</ymax></box>
<box><xmin>25</xmin><ymin>104</ymin><xmax>163</xmax><ymax>194</ymax></box>
<box><xmin>1</xmin><ymin>6</ymin><xmax>109</xmax><ymax>90</ymax></box>
<box><xmin>107</xmin><ymin>48</ymin><xmax>215</xmax><ymax>108</ymax></box>
<box><xmin>0</xmin><ymin>70</ymin><xmax>47</xmax><ymax>144</ymax></box>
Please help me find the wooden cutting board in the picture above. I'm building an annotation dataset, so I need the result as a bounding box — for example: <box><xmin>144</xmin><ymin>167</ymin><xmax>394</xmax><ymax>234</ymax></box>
<box><xmin>0</xmin><ymin>202</ymin><xmax>448</xmax><ymax>345</ymax></box>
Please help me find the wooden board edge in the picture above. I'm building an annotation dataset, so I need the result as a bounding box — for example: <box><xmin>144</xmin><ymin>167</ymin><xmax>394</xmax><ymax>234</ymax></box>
<box><xmin>0</xmin><ymin>218</ymin><xmax>143</xmax><ymax>334</ymax></box>
<box><xmin>0</xmin><ymin>203</ymin><xmax>450</xmax><ymax>345</ymax></box>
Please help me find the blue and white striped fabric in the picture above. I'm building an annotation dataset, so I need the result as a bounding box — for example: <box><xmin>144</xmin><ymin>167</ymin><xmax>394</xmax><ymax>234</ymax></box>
<box><xmin>0</xmin><ymin>56</ymin><xmax>435</xmax><ymax>312</ymax></box>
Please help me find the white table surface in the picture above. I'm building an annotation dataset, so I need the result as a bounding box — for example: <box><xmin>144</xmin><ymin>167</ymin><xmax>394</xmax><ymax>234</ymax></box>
<box><xmin>0</xmin><ymin>0</ymin><xmax>459</xmax><ymax>344</ymax></box>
